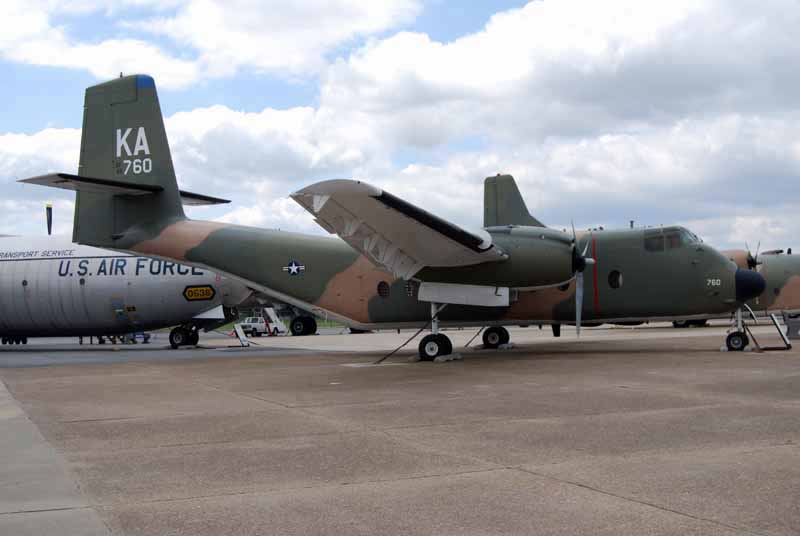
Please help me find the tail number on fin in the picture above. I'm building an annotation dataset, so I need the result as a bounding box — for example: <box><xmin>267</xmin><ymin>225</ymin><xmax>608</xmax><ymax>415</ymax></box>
<box><xmin>122</xmin><ymin>158</ymin><xmax>152</xmax><ymax>175</ymax></box>
<box><xmin>116</xmin><ymin>127</ymin><xmax>152</xmax><ymax>175</ymax></box>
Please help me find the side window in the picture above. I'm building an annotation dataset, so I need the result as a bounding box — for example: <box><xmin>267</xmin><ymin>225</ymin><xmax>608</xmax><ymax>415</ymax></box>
<box><xmin>644</xmin><ymin>234</ymin><xmax>664</xmax><ymax>252</ymax></box>
<box><xmin>665</xmin><ymin>232</ymin><xmax>682</xmax><ymax>249</ymax></box>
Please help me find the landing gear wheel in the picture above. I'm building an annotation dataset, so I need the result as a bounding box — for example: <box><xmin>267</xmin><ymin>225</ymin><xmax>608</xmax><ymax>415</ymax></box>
<box><xmin>302</xmin><ymin>316</ymin><xmax>317</xmax><ymax>335</ymax></box>
<box><xmin>188</xmin><ymin>330</ymin><xmax>199</xmax><ymax>346</ymax></box>
<box><xmin>672</xmin><ymin>320</ymin><xmax>690</xmax><ymax>328</ymax></box>
<box><xmin>482</xmin><ymin>327</ymin><xmax>505</xmax><ymax>349</ymax></box>
<box><xmin>726</xmin><ymin>331</ymin><xmax>749</xmax><ymax>352</ymax></box>
<box><xmin>169</xmin><ymin>327</ymin><xmax>190</xmax><ymax>349</ymax></box>
<box><xmin>291</xmin><ymin>316</ymin><xmax>317</xmax><ymax>336</ymax></box>
<box><xmin>22</xmin><ymin>337</ymin><xmax>27</xmax><ymax>345</ymax></box>
<box><xmin>290</xmin><ymin>317</ymin><xmax>306</xmax><ymax>336</ymax></box>
<box><xmin>418</xmin><ymin>334</ymin><xmax>452</xmax><ymax>361</ymax></box>
<box><xmin>498</xmin><ymin>327</ymin><xmax>510</xmax><ymax>345</ymax></box>
<box><xmin>1</xmin><ymin>337</ymin><xmax>5</xmax><ymax>345</ymax></box>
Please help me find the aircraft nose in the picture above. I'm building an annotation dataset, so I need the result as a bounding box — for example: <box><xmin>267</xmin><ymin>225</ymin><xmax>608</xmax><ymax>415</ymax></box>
<box><xmin>735</xmin><ymin>268</ymin><xmax>766</xmax><ymax>302</ymax></box>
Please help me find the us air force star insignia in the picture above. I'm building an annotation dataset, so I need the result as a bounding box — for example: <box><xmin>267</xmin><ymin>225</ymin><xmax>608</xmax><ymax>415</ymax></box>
<box><xmin>282</xmin><ymin>260</ymin><xmax>306</xmax><ymax>276</ymax></box>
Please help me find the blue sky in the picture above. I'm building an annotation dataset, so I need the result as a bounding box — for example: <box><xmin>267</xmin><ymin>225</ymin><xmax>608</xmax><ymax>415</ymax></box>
<box><xmin>2</xmin><ymin>0</ymin><xmax>800</xmax><ymax>250</ymax></box>
<box><xmin>2</xmin><ymin>1</ymin><xmax>527</xmax><ymax>134</ymax></box>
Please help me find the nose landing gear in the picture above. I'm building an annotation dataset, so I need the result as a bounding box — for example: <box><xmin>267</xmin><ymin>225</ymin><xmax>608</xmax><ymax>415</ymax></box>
<box><xmin>725</xmin><ymin>330</ymin><xmax>749</xmax><ymax>352</ymax></box>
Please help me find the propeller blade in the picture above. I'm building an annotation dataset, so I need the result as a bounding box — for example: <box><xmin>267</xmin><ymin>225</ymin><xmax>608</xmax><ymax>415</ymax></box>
<box><xmin>46</xmin><ymin>203</ymin><xmax>53</xmax><ymax>236</ymax></box>
<box><xmin>571</xmin><ymin>220</ymin><xmax>577</xmax><ymax>243</ymax></box>
<box><xmin>576</xmin><ymin>271</ymin><xmax>583</xmax><ymax>337</ymax></box>
<box><xmin>581</xmin><ymin>230</ymin><xmax>593</xmax><ymax>258</ymax></box>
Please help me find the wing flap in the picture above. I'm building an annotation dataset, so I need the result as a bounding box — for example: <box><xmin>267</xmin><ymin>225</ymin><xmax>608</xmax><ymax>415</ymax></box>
<box><xmin>292</xmin><ymin>179</ymin><xmax>506</xmax><ymax>279</ymax></box>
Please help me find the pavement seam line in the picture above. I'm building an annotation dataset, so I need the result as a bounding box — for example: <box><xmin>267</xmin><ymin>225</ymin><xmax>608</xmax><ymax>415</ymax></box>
<box><xmin>91</xmin><ymin>466</ymin><xmax>509</xmax><ymax>508</ymax></box>
<box><xmin>0</xmin><ymin>506</ymin><xmax>92</xmax><ymax>517</ymax></box>
<box><xmin>512</xmin><ymin>466</ymin><xmax>770</xmax><ymax>536</ymax></box>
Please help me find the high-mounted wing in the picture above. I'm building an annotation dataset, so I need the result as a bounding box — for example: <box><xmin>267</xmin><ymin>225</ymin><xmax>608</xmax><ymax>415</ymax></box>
<box><xmin>291</xmin><ymin>180</ymin><xmax>507</xmax><ymax>279</ymax></box>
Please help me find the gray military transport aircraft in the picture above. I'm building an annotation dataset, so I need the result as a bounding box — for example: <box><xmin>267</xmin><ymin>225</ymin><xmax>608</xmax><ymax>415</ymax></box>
<box><xmin>0</xmin><ymin>236</ymin><xmax>250</xmax><ymax>348</ymax></box>
<box><xmin>21</xmin><ymin>74</ymin><xmax>766</xmax><ymax>359</ymax></box>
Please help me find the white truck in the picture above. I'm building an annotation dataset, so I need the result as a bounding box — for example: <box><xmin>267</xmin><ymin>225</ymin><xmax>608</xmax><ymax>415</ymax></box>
<box><xmin>238</xmin><ymin>309</ymin><xmax>287</xmax><ymax>337</ymax></box>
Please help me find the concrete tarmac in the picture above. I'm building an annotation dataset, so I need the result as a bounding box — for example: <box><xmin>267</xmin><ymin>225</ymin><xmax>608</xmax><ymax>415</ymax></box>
<box><xmin>1</xmin><ymin>324</ymin><xmax>800</xmax><ymax>535</ymax></box>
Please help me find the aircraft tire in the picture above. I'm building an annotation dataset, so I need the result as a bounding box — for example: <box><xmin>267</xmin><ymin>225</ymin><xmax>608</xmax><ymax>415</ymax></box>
<box><xmin>672</xmin><ymin>320</ymin><xmax>690</xmax><ymax>328</ymax></box>
<box><xmin>498</xmin><ymin>327</ymin><xmax>510</xmax><ymax>345</ymax></box>
<box><xmin>482</xmin><ymin>327</ymin><xmax>503</xmax><ymax>349</ymax></box>
<box><xmin>290</xmin><ymin>317</ymin><xmax>306</xmax><ymax>336</ymax></box>
<box><xmin>438</xmin><ymin>334</ymin><xmax>453</xmax><ymax>356</ymax></box>
<box><xmin>188</xmin><ymin>331</ymin><xmax>199</xmax><ymax>346</ymax></box>
<box><xmin>418</xmin><ymin>333</ymin><xmax>444</xmax><ymax>361</ymax></box>
<box><xmin>303</xmin><ymin>316</ymin><xmax>317</xmax><ymax>335</ymax></box>
<box><xmin>22</xmin><ymin>337</ymin><xmax>28</xmax><ymax>345</ymax></box>
<box><xmin>1</xmin><ymin>337</ymin><xmax>6</xmax><ymax>345</ymax></box>
<box><xmin>169</xmin><ymin>327</ymin><xmax>189</xmax><ymax>349</ymax></box>
<box><xmin>726</xmin><ymin>331</ymin><xmax>748</xmax><ymax>352</ymax></box>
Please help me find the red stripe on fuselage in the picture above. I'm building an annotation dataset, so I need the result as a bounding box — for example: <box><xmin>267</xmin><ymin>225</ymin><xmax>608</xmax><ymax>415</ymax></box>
<box><xmin>592</xmin><ymin>236</ymin><xmax>599</xmax><ymax>313</ymax></box>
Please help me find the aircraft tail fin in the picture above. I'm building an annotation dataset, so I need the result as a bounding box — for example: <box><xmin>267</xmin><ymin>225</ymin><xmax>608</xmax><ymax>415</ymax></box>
<box><xmin>21</xmin><ymin>75</ymin><xmax>186</xmax><ymax>247</ymax></box>
<box><xmin>483</xmin><ymin>174</ymin><xmax>545</xmax><ymax>228</ymax></box>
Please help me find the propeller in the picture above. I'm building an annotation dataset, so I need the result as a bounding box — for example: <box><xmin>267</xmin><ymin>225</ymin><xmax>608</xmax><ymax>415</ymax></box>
<box><xmin>745</xmin><ymin>241</ymin><xmax>761</xmax><ymax>270</ymax></box>
<box><xmin>571</xmin><ymin>222</ymin><xmax>595</xmax><ymax>337</ymax></box>
<box><xmin>46</xmin><ymin>202</ymin><xmax>53</xmax><ymax>236</ymax></box>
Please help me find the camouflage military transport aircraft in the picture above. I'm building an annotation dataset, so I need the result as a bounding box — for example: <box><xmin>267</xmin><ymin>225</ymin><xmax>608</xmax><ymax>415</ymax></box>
<box><xmin>20</xmin><ymin>75</ymin><xmax>766</xmax><ymax>359</ymax></box>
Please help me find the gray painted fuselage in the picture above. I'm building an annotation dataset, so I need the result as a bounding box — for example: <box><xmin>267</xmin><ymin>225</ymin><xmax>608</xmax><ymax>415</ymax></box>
<box><xmin>0</xmin><ymin>237</ymin><xmax>244</xmax><ymax>337</ymax></box>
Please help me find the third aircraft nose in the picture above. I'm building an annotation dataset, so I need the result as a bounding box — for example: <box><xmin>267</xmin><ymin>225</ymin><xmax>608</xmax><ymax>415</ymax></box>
<box><xmin>735</xmin><ymin>268</ymin><xmax>766</xmax><ymax>303</ymax></box>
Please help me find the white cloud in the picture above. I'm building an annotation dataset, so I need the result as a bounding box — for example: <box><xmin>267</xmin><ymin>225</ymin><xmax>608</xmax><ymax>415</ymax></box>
<box><xmin>0</xmin><ymin>0</ymin><xmax>421</xmax><ymax>88</ymax></box>
<box><xmin>136</xmin><ymin>0</ymin><xmax>422</xmax><ymax>77</ymax></box>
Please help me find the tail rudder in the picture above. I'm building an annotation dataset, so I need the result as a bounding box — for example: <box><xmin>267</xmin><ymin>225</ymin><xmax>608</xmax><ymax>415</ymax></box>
<box><xmin>75</xmin><ymin>74</ymin><xmax>185</xmax><ymax>246</ymax></box>
<box><xmin>483</xmin><ymin>174</ymin><xmax>545</xmax><ymax>228</ymax></box>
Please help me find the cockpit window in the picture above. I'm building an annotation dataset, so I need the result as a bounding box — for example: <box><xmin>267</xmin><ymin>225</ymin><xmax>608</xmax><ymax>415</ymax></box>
<box><xmin>645</xmin><ymin>227</ymin><xmax>699</xmax><ymax>252</ymax></box>
<box><xmin>644</xmin><ymin>233</ymin><xmax>664</xmax><ymax>252</ymax></box>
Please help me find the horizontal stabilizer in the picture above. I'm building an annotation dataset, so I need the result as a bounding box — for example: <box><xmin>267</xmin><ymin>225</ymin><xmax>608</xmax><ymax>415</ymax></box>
<box><xmin>178</xmin><ymin>190</ymin><xmax>230</xmax><ymax>206</ymax></box>
<box><xmin>292</xmin><ymin>179</ymin><xmax>507</xmax><ymax>279</ymax></box>
<box><xmin>21</xmin><ymin>173</ymin><xmax>229</xmax><ymax>206</ymax></box>
<box><xmin>21</xmin><ymin>173</ymin><xmax>162</xmax><ymax>196</ymax></box>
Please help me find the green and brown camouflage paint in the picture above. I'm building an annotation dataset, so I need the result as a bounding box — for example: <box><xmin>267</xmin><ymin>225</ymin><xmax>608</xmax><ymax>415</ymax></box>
<box><xmin>33</xmin><ymin>74</ymin><xmax>760</xmax><ymax>330</ymax></box>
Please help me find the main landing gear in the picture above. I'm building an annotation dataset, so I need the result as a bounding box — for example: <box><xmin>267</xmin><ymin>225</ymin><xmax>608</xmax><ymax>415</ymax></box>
<box><xmin>482</xmin><ymin>326</ymin><xmax>509</xmax><ymax>349</ymax></box>
<box><xmin>1</xmin><ymin>336</ymin><xmax>27</xmax><ymax>345</ymax></box>
<box><xmin>290</xmin><ymin>315</ymin><xmax>317</xmax><ymax>336</ymax></box>
<box><xmin>169</xmin><ymin>325</ymin><xmax>200</xmax><ymax>349</ymax></box>
<box><xmin>418</xmin><ymin>303</ymin><xmax>453</xmax><ymax>361</ymax></box>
